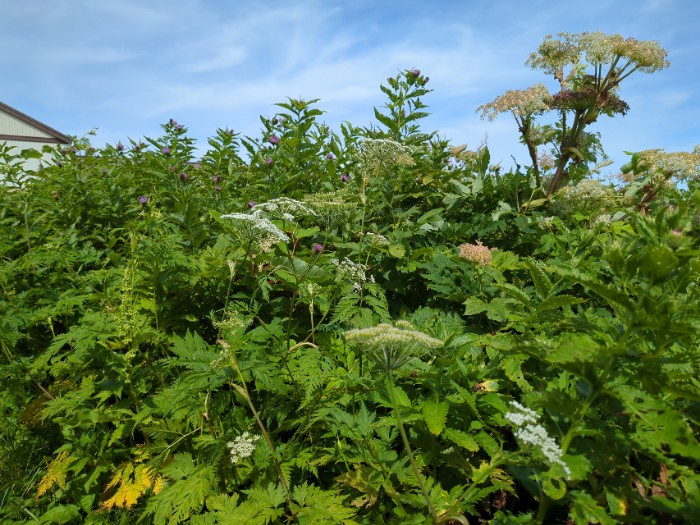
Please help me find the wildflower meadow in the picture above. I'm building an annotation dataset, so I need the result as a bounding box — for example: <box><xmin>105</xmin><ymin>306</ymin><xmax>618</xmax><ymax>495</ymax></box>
<box><xmin>1</xmin><ymin>32</ymin><xmax>699</xmax><ymax>524</ymax></box>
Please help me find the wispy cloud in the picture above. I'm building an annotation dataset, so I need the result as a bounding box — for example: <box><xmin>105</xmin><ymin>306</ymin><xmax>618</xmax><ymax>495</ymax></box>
<box><xmin>3</xmin><ymin>0</ymin><xmax>699</xmax><ymax>170</ymax></box>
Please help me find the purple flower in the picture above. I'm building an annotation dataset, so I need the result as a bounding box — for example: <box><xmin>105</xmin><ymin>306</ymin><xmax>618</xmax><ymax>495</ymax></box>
<box><xmin>668</xmin><ymin>204</ymin><xmax>677</xmax><ymax>212</ymax></box>
<box><xmin>139</xmin><ymin>195</ymin><xmax>149</xmax><ymax>206</ymax></box>
<box><xmin>409</xmin><ymin>68</ymin><xmax>421</xmax><ymax>76</ymax></box>
<box><xmin>422</xmin><ymin>76</ymin><xmax>430</xmax><ymax>85</ymax></box>
<box><xmin>326</xmin><ymin>153</ymin><xmax>335</xmax><ymax>160</ymax></box>
<box><xmin>313</xmin><ymin>243</ymin><xmax>323</xmax><ymax>254</ymax></box>
<box><xmin>215</xmin><ymin>185</ymin><xmax>221</xmax><ymax>193</ymax></box>
<box><xmin>341</xmin><ymin>173</ymin><xmax>350</xmax><ymax>182</ymax></box>
<box><xmin>267</xmin><ymin>135</ymin><xmax>279</xmax><ymax>145</ymax></box>
<box><xmin>162</xmin><ymin>146</ymin><xmax>170</xmax><ymax>155</ymax></box>
<box><xmin>212</xmin><ymin>175</ymin><xmax>221</xmax><ymax>183</ymax></box>
<box><xmin>71</xmin><ymin>147</ymin><xmax>77</xmax><ymax>154</ymax></box>
<box><xmin>179</xmin><ymin>172</ymin><xmax>188</xmax><ymax>181</ymax></box>
<box><xmin>672</xmin><ymin>229</ymin><xmax>683</xmax><ymax>236</ymax></box>
<box><xmin>264</xmin><ymin>157</ymin><xmax>273</xmax><ymax>165</ymax></box>
<box><xmin>116</xmin><ymin>142</ymin><xmax>124</xmax><ymax>152</ymax></box>
<box><xmin>176</xmin><ymin>124</ymin><xmax>184</xmax><ymax>131</ymax></box>
<box><xmin>169</xmin><ymin>118</ymin><xmax>177</xmax><ymax>126</ymax></box>
<box><xmin>248</xmin><ymin>200</ymin><xmax>256</xmax><ymax>208</ymax></box>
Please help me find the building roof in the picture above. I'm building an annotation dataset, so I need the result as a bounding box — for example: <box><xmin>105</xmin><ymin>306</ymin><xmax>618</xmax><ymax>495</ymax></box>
<box><xmin>0</xmin><ymin>101</ymin><xmax>71</xmax><ymax>145</ymax></box>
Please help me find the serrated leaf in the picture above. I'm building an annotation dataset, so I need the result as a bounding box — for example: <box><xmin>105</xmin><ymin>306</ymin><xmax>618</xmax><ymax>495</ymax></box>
<box><xmin>485</xmin><ymin>298</ymin><xmax>512</xmax><ymax>322</ymax></box>
<box><xmin>536</xmin><ymin>294</ymin><xmax>585</xmax><ymax>313</ymax></box>
<box><xmin>495</xmin><ymin>283</ymin><xmax>533</xmax><ymax>309</ymax></box>
<box><xmin>422</xmin><ymin>398</ymin><xmax>449</xmax><ymax>436</ymax></box>
<box><xmin>523</xmin><ymin>260</ymin><xmax>553</xmax><ymax>299</ymax></box>
<box><xmin>464</xmin><ymin>297</ymin><xmax>487</xmax><ymax>316</ymax></box>
<box><xmin>444</xmin><ymin>428</ymin><xmax>480</xmax><ymax>452</ymax></box>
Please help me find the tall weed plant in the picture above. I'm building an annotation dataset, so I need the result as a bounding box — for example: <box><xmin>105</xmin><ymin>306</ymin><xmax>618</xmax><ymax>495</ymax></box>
<box><xmin>1</xmin><ymin>34</ymin><xmax>699</xmax><ymax>524</ymax></box>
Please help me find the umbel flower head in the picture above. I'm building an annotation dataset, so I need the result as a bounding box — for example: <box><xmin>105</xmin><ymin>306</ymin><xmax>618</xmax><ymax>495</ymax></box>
<box><xmin>633</xmin><ymin>147</ymin><xmax>700</xmax><ymax>183</ymax></box>
<box><xmin>220</xmin><ymin>210</ymin><xmax>288</xmax><ymax>252</ymax></box>
<box><xmin>459</xmin><ymin>241</ymin><xmax>494</xmax><ymax>266</ymax></box>
<box><xmin>227</xmin><ymin>431</ymin><xmax>260</xmax><ymax>464</ymax></box>
<box><xmin>477</xmin><ymin>83</ymin><xmax>551</xmax><ymax>122</ymax></box>
<box><xmin>344</xmin><ymin>320</ymin><xmax>443</xmax><ymax>374</ymax></box>
<box><xmin>253</xmin><ymin>196</ymin><xmax>317</xmax><ymax>223</ymax></box>
<box><xmin>354</xmin><ymin>138</ymin><xmax>415</xmax><ymax>179</ymax></box>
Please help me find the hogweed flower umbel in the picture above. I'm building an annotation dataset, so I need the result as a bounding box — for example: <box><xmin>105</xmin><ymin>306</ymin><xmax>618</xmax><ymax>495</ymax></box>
<box><xmin>477</xmin><ymin>83</ymin><xmax>551</xmax><ymax>122</ymax></box>
<box><xmin>344</xmin><ymin>320</ymin><xmax>443</xmax><ymax>373</ymax></box>
<box><xmin>253</xmin><ymin>197</ymin><xmax>317</xmax><ymax>222</ymax></box>
<box><xmin>220</xmin><ymin>210</ymin><xmax>288</xmax><ymax>252</ymax></box>
<box><xmin>459</xmin><ymin>241</ymin><xmax>494</xmax><ymax>266</ymax></box>
<box><xmin>504</xmin><ymin>401</ymin><xmax>571</xmax><ymax>478</ymax></box>
<box><xmin>227</xmin><ymin>431</ymin><xmax>260</xmax><ymax>464</ymax></box>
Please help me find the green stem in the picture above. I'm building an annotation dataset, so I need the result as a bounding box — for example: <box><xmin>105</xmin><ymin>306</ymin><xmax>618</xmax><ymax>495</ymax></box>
<box><xmin>386</xmin><ymin>375</ymin><xmax>439</xmax><ymax>524</ymax></box>
<box><xmin>231</xmin><ymin>359</ymin><xmax>293</xmax><ymax>509</ymax></box>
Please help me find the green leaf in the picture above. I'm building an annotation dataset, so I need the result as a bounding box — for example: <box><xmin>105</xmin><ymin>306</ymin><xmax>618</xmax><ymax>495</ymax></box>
<box><xmin>422</xmin><ymin>398</ymin><xmax>449</xmax><ymax>436</ymax></box>
<box><xmin>569</xmin><ymin>490</ymin><xmax>617</xmax><ymax>525</ymax></box>
<box><xmin>388</xmin><ymin>243</ymin><xmax>406</xmax><ymax>258</ymax></box>
<box><xmin>444</xmin><ymin>428</ymin><xmax>480</xmax><ymax>452</ymax></box>
<box><xmin>536</xmin><ymin>294</ymin><xmax>585</xmax><ymax>313</ymax></box>
<box><xmin>464</xmin><ymin>297</ymin><xmax>487</xmax><ymax>316</ymax></box>
<box><xmin>495</xmin><ymin>283</ymin><xmax>534</xmax><ymax>309</ymax></box>
<box><xmin>485</xmin><ymin>298</ymin><xmax>512</xmax><ymax>322</ymax></box>
<box><xmin>524</xmin><ymin>260</ymin><xmax>553</xmax><ymax>299</ymax></box>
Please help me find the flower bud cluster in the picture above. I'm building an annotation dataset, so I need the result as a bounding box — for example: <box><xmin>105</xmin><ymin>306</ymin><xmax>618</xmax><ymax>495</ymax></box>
<box><xmin>355</xmin><ymin>138</ymin><xmax>415</xmax><ymax>178</ymax></box>
<box><xmin>458</xmin><ymin>241</ymin><xmax>494</xmax><ymax>266</ymax></box>
<box><xmin>635</xmin><ymin>147</ymin><xmax>700</xmax><ymax>182</ymax></box>
<box><xmin>344</xmin><ymin>321</ymin><xmax>443</xmax><ymax>373</ymax></box>
<box><xmin>477</xmin><ymin>84</ymin><xmax>551</xmax><ymax>122</ymax></box>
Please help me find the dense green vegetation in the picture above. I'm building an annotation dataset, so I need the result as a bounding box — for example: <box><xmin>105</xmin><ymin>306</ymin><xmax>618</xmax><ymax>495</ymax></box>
<box><xmin>1</xmin><ymin>33</ymin><xmax>699</xmax><ymax>524</ymax></box>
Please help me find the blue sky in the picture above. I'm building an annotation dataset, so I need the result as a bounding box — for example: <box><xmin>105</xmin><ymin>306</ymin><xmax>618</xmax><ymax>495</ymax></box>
<box><xmin>2</xmin><ymin>0</ymin><xmax>698</xmax><ymax>174</ymax></box>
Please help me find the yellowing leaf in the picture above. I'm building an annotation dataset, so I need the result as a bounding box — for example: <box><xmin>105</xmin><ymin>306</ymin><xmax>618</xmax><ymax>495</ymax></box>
<box><xmin>36</xmin><ymin>450</ymin><xmax>75</xmax><ymax>499</ymax></box>
<box><xmin>101</xmin><ymin>463</ymin><xmax>158</xmax><ymax>510</ymax></box>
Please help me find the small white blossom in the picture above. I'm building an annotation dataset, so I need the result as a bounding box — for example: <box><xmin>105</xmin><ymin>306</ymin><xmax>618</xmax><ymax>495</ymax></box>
<box><xmin>332</xmin><ymin>257</ymin><xmax>369</xmax><ymax>287</ymax></box>
<box><xmin>227</xmin><ymin>431</ymin><xmax>260</xmax><ymax>464</ymax></box>
<box><xmin>505</xmin><ymin>401</ymin><xmax>571</xmax><ymax>478</ymax></box>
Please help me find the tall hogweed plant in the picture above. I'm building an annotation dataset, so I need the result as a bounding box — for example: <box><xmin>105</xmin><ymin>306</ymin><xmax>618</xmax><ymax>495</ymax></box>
<box><xmin>1</xmin><ymin>34</ymin><xmax>699</xmax><ymax>525</ymax></box>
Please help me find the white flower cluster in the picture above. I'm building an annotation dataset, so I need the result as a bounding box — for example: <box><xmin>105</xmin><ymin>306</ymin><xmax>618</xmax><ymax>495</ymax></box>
<box><xmin>331</xmin><ymin>257</ymin><xmax>373</xmax><ymax>292</ymax></box>
<box><xmin>253</xmin><ymin>197</ymin><xmax>317</xmax><ymax>222</ymax></box>
<box><xmin>365</xmin><ymin>232</ymin><xmax>390</xmax><ymax>247</ymax></box>
<box><xmin>227</xmin><ymin>431</ymin><xmax>260</xmax><ymax>464</ymax></box>
<box><xmin>220</xmin><ymin>210</ymin><xmax>288</xmax><ymax>252</ymax></box>
<box><xmin>504</xmin><ymin>401</ymin><xmax>571</xmax><ymax>478</ymax></box>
